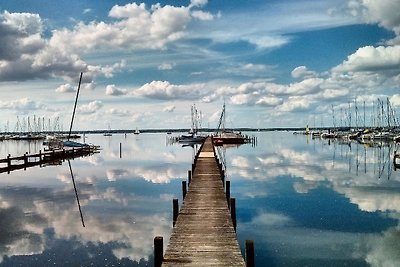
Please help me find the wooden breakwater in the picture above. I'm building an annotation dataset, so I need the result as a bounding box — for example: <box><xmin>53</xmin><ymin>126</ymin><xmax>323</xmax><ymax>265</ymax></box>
<box><xmin>0</xmin><ymin>147</ymin><xmax>99</xmax><ymax>174</ymax></box>
<box><xmin>154</xmin><ymin>137</ymin><xmax>254</xmax><ymax>266</ymax></box>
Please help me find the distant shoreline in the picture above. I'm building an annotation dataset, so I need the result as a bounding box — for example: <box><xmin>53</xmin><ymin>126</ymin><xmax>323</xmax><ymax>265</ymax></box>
<box><xmin>0</xmin><ymin>127</ymin><xmax>353</xmax><ymax>135</ymax></box>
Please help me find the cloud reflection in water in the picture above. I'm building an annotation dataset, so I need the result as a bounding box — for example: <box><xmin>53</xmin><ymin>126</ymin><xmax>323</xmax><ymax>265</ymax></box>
<box><xmin>223</xmin><ymin>132</ymin><xmax>400</xmax><ymax>266</ymax></box>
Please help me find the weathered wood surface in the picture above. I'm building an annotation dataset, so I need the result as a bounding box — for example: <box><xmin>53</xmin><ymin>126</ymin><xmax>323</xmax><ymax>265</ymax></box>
<box><xmin>0</xmin><ymin>147</ymin><xmax>98</xmax><ymax>174</ymax></box>
<box><xmin>162</xmin><ymin>137</ymin><xmax>245</xmax><ymax>266</ymax></box>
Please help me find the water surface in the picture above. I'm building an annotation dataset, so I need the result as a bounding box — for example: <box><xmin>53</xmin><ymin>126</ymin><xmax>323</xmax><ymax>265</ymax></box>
<box><xmin>0</xmin><ymin>132</ymin><xmax>399</xmax><ymax>266</ymax></box>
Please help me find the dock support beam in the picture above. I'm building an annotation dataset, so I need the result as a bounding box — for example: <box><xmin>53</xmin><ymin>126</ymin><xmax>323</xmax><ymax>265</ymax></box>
<box><xmin>188</xmin><ymin>170</ymin><xmax>192</xmax><ymax>185</ymax></box>
<box><xmin>173</xmin><ymin>198</ymin><xmax>179</xmax><ymax>227</ymax></box>
<box><xmin>245</xmin><ymin>240</ymin><xmax>255</xmax><ymax>267</ymax></box>
<box><xmin>154</xmin><ymin>236</ymin><xmax>163</xmax><ymax>267</ymax></box>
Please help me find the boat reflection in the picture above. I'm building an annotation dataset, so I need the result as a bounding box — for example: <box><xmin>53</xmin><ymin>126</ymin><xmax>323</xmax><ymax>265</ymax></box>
<box><xmin>67</xmin><ymin>159</ymin><xmax>85</xmax><ymax>227</ymax></box>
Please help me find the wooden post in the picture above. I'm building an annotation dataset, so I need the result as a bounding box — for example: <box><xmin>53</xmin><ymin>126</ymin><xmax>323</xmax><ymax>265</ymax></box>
<box><xmin>119</xmin><ymin>142</ymin><xmax>122</xmax><ymax>158</ymax></box>
<box><xmin>154</xmin><ymin>236</ymin><xmax>163</xmax><ymax>267</ymax></box>
<box><xmin>182</xmin><ymin>181</ymin><xmax>187</xmax><ymax>200</ymax></box>
<box><xmin>39</xmin><ymin>150</ymin><xmax>42</xmax><ymax>167</ymax></box>
<box><xmin>245</xmin><ymin>240</ymin><xmax>255</xmax><ymax>267</ymax></box>
<box><xmin>24</xmin><ymin>152</ymin><xmax>28</xmax><ymax>170</ymax></box>
<box><xmin>221</xmin><ymin>169</ymin><xmax>225</xmax><ymax>180</ymax></box>
<box><xmin>173</xmin><ymin>198</ymin><xmax>179</xmax><ymax>227</ymax></box>
<box><xmin>230</xmin><ymin>198</ymin><xmax>236</xmax><ymax>231</ymax></box>
<box><xmin>192</xmin><ymin>163</ymin><xmax>195</xmax><ymax>173</ymax></box>
<box><xmin>7</xmin><ymin>154</ymin><xmax>11</xmax><ymax>168</ymax></box>
<box><xmin>188</xmin><ymin>170</ymin><xmax>192</xmax><ymax>185</ymax></box>
<box><xmin>226</xmin><ymin>181</ymin><xmax>230</xmax><ymax>208</ymax></box>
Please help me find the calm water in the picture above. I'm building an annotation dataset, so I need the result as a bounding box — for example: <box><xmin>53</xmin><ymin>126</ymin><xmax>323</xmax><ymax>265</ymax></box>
<box><xmin>0</xmin><ymin>132</ymin><xmax>399</xmax><ymax>266</ymax></box>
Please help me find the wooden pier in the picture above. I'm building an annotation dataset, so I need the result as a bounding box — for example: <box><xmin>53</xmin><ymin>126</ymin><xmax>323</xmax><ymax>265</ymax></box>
<box><xmin>156</xmin><ymin>137</ymin><xmax>250</xmax><ymax>266</ymax></box>
<box><xmin>0</xmin><ymin>147</ymin><xmax>99</xmax><ymax>174</ymax></box>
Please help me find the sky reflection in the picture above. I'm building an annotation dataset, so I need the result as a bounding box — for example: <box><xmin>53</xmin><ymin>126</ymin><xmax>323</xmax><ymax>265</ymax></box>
<box><xmin>1</xmin><ymin>132</ymin><xmax>400</xmax><ymax>266</ymax></box>
<box><xmin>222</xmin><ymin>132</ymin><xmax>400</xmax><ymax>267</ymax></box>
<box><xmin>0</xmin><ymin>133</ymin><xmax>191</xmax><ymax>266</ymax></box>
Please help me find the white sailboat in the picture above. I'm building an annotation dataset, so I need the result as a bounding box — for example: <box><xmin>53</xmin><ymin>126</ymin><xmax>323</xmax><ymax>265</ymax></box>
<box><xmin>178</xmin><ymin>104</ymin><xmax>206</xmax><ymax>144</ymax></box>
<box><xmin>104</xmin><ymin>124</ymin><xmax>112</xmax><ymax>136</ymax></box>
<box><xmin>213</xmin><ymin>103</ymin><xmax>247</xmax><ymax>145</ymax></box>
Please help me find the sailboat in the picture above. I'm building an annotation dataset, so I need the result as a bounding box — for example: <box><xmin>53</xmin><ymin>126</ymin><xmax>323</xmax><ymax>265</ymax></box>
<box><xmin>213</xmin><ymin>103</ymin><xmax>247</xmax><ymax>145</ymax></box>
<box><xmin>134</xmin><ymin>127</ymin><xmax>140</xmax><ymax>135</ymax></box>
<box><xmin>44</xmin><ymin>72</ymin><xmax>99</xmax><ymax>149</ymax></box>
<box><xmin>104</xmin><ymin>124</ymin><xmax>112</xmax><ymax>136</ymax></box>
<box><xmin>178</xmin><ymin>104</ymin><xmax>206</xmax><ymax>144</ymax></box>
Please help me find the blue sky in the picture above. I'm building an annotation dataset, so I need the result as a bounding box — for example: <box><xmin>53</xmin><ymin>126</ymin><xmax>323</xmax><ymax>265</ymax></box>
<box><xmin>0</xmin><ymin>0</ymin><xmax>399</xmax><ymax>130</ymax></box>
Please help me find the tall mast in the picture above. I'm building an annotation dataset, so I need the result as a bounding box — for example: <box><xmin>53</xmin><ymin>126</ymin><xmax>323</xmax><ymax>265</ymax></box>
<box><xmin>223</xmin><ymin>102</ymin><xmax>226</xmax><ymax>132</ymax></box>
<box><xmin>363</xmin><ymin>101</ymin><xmax>366</xmax><ymax>128</ymax></box>
<box><xmin>68</xmin><ymin>72</ymin><xmax>83</xmax><ymax>141</ymax></box>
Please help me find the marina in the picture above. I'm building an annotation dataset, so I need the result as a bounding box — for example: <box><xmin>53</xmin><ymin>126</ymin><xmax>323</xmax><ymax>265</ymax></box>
<box><xmin>1</xmin><ymin>0</ymin><xmax>400</xmax><ymax>266</ymax></box>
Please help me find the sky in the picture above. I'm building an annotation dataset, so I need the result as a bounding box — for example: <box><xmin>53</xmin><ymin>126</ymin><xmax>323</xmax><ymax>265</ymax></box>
<box><xmin>0</xmin><ymin>0</ymin><xmax>399</xmax><ymax>131</ymax></box>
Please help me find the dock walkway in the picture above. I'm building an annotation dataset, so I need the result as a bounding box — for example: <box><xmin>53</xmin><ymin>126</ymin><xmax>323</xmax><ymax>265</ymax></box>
<box><xmin>162</xmin><ymin>137</ymin><xmax>245</xmax><ymax>266</ymax></box>
<box><xmin>0</xmin><ymin>147</ymin><xmax>98</xmax><ymax>174</ymax></box>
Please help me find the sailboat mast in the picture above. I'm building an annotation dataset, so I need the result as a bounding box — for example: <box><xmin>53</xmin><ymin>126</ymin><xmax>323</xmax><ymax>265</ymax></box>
<box><xmin>223</xmin><ymin>102</ymin><xmax>226</xmax><ymax>132</ymax></box>
<box><xmin>68</xmin><ymin>72</ymin><xmax>83</xmax><ymax>141</ymax></box>
<box><xmin>363</xmin><ymin>101</ymin><xmax>366</xmax><ymax>128</ymax></box>
<box><xmin>190</xmin><ymin>105</ymin><xmax>195</xmax><ymax>133</ymax></box>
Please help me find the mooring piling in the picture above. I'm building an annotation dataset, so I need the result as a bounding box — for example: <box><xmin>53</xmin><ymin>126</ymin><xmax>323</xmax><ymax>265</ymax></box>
<box><xmin>172</xmin><ymin>198</ymin><xmax>179</xmax><ymax>227</ymax></box>
<box><xmin>245</xmin><ymin>240</ymin><xmax>255</xmax><ymax>267</ymax></box>
<box><xmin>154</xmin><ymin>236</ymin><xmax>163</xmax><ymax>267</ymax></box>
<box><xmin>182</xmin><ymin>180</ymin><xmax>187</xmax><ymax>200</ymax></box>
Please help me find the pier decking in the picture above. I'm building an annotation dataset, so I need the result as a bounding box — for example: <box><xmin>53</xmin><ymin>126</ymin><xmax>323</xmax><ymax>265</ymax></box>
<box><xmin>0</xmin><ymin>147</ymin><xmax>99</xmax><ymax>174</ymax></box>
<box><xmin>161</xmin><ymin>137</ymin><xmax>246</xmax><ymax>266</ymax></box>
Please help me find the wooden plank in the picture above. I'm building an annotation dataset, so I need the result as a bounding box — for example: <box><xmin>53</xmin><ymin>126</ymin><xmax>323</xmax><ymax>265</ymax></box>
<box><xmin>198</xmin><ymin>152</ymin><xmax>215</xmax><ymax>158</ymax></box>
<box><xmin>162</xmin><ymin>137</ymin><xmax>245</xmax><ymax>266</ymax></box>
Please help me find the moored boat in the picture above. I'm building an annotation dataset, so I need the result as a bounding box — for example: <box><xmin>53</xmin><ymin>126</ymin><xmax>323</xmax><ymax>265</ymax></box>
<box><xmin>212</xmin><ymin>103</ymin><xmax>248</xmax><ymax>145</ymax></box>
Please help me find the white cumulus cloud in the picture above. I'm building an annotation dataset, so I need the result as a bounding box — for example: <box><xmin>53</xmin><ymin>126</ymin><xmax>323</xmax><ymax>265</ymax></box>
<box><xmin>291</xmin><ymin>66</ymin><xmax>317</xmax><ymax>79</ymax></box>
<box><xmin>77</xmin><ymin>100</ymin><xmax>103</xmax><ymax>114</ymax></box>
<box><xmin>105</xmin><ymin>84</ymin><xmax>127</xmax><ymax>96</ymax></box>
<box><xmin>55</xmin><ymin>83</ymin><xmax>75</xmax><ymax>93</ymax></box>
<box><xmin>0</xmin><ymin>97</ymin><xmax>45</xmax><ymax>112</ymax></box>
<box><xmin>347</xmin><ymin>0</ymin><xmax>400</xmax><ymax>35</ymax></box>
<box><xmin>333</xmin><ymin>45</ymin><xmax>400</xmax><ymax>73</ymax></box>
<box><xmin>134</xmin><ymin>80</ymin><xmax>207</xmax><ymax>100</ymax></box>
